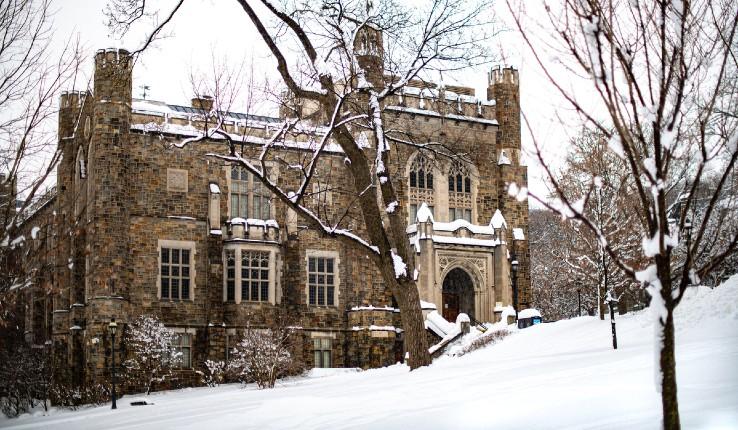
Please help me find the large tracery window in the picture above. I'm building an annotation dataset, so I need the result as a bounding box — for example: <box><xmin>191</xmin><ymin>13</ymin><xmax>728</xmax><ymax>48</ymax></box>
<box><xmin>448</xmin><ymin>162</ymin><xmax>474</xmax><ymax>222</ymax></box>
<box><xmin>409</xmin><ymin>155</ymin><xmax>434</xmax><ymax>190</ymax></box>
<box><xmin>408</xmin><ymin>154</ymin><xmax>436</xmax><ymax>223</ymax></box>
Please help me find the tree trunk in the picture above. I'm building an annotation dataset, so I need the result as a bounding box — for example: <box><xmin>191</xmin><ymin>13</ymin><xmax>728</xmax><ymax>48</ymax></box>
<box><xmin>657</xmin><ymin>255</ymin><xmax>680</xmax><ymax>429</ymax></box>
<box><xmin>659</xmin><ymin>308</ymin><xmax>680</xmax><ymax>429</ymax></box>
<box><xmin>393</xmin><ymin>278</ymin><xmax>431</xmax><ymax>369</ymax></box>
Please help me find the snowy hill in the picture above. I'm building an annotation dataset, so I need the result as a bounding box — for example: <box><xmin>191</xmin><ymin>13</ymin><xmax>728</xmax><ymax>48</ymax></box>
<box><xmin>3</xmin><ymin>277</ymin><xmax>738</xmax><ymax>429</ymax></box>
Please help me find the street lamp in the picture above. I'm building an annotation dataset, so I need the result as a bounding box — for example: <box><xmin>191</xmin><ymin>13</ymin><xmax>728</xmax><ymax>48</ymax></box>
<box><xmin>683</xmin><ymin>217</ymin><xmax>692</xmax><ymax>254</ymax></box>
<box><xmin>511</xmin><ymin>258</ymin><xmax>519</xmax><ymax>321</ymax></box>
<box><xmin>108</xmin><ymin>319</ymin><xmax>118</xmax><ymax>410</ymax></box>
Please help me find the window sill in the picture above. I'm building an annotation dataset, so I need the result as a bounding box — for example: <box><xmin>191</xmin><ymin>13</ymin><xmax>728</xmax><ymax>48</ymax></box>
<box><xmin>223</xmin><ymin>300</ymin><xmax>272</xmax><ymax>305</ymax></box>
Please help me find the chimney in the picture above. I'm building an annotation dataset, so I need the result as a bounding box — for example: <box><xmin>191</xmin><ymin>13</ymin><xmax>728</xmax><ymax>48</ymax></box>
<box><xmin>191</xmin><ymin>95</ymin><xmax>214</xmax><ymax>112</ymax></box>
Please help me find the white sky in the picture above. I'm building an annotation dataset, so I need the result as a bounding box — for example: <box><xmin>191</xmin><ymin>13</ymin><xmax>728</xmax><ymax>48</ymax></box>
<box><xmin>51</xmin><ymin>0</ymin><xmax>579</xmax><ymax>206</ymax></box>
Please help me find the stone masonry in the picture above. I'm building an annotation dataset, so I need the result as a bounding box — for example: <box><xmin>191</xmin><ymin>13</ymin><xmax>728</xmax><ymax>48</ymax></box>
<box><xmin>18</xmin><ymin>44</ymin><xmax>530</xmax><ymax>389</ymax></box>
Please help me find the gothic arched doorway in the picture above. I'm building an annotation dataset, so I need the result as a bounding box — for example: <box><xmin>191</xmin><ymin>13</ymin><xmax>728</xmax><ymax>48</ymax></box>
<box><xmin>442</xmin><ymin>268</ymin><xmax>475</xmax><ymax>322</ymax></box>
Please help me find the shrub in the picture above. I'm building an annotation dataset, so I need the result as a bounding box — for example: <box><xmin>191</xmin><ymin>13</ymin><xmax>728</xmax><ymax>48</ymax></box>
<box><xmin>456</xmin><ymin>329</ymin><xmax>510</xmax><ymax>357</ymax></box>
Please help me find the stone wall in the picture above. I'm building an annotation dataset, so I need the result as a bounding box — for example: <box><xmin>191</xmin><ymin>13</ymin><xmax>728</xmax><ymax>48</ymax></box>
<box><xmin>17</xmin><ymin>48</ymin><xmax>531</xmax><ymax>390</ymax></box>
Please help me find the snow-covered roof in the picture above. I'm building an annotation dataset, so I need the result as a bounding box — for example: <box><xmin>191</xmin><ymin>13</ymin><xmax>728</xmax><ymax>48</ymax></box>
<box><xmin>386</xmin><ymin>105</ymin><xmax>499</xmax><ymax>126</ymax></box>
<box><xmin>407</xmin><ymin>219</ymin><xmax>496</xmax><ymax>235</ymax></box>
<box><xmin>228</xmin><ymin>218</ymin><xmax>279</xmax><ymax>229</ymax></box>
<box><xmin>415</xmin><ymin>202</ymin><xmax>434</xmax><ymax>223</ymax></box>
<box><xmin>512</xmin><ymin>228</ymin><xmax>525</xmax><ymax>240</ymax></box>
<box><xmin>490</xmin><ymin>209</ymin><xmax>507</xmax><ymax>229</ymax></box>
<box><xmin>132</xmin><ymin>99</ymin><xmax>282</xmax><ymax>127</ymax></box>
<box><xmin>131</xmin><ymin>122</ymin><xmax>346</xmax><ymax>154</ymax></box>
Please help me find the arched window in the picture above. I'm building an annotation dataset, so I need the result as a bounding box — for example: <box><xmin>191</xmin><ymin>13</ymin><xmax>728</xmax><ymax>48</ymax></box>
<box><xmin>407</xmin><ymin>153</ymin><xmax>436</xmax><ymax>223</ymax></box>
<box><xmin>448</xmin><ymin>162</ymin><xmax>471</xmax><ymax>194</ymax></box>
<box><xmin>448</xmin><ymin>161</ymin><xmax>474</xmax><ymax>222</ymax></box>
<box><xmin>410</xmin><ymin>155</ymin><xmax>434</xmax><ymax>190</ymax></box>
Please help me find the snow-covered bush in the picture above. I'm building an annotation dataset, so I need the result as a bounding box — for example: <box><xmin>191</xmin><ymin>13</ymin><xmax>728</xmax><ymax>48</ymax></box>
<box><xmin>49</xmin><ymin>381</ymin><xmax>110</xmax><ymax>410</ymax></box>
<box><xmin>123</xmin><ymin>315</ymin><xmax>181</xmax><ymax>395</ymax></box>
<box><xmin>202</xmin><ymin>360</ymin><xmax>226</xmax><ymax>387</ymax></box>
<box><xmin>228</xmin><ymin>325</ymin><xmax>301</xmax><ymax>389</ymax></box>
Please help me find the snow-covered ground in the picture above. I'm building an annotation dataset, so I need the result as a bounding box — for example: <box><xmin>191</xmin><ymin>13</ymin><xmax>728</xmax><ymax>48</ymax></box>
<box><xmin>3</xmin><ymin>277</ymin><xmax>738</xmax><ymax>430</ymax></box>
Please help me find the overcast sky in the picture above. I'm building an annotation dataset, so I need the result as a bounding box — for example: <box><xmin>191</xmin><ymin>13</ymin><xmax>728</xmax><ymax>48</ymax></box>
<box><xmin>52</xmin><ymin>0</ymin><xmax>581</xmax><ymax>206</ymax></box>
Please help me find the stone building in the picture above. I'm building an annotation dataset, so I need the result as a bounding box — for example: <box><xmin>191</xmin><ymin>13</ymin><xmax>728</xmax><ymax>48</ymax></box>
<box><xmin>17</xmin><ymin>45</ymin><xmax>529</xmax><ymax>386</ymax></box>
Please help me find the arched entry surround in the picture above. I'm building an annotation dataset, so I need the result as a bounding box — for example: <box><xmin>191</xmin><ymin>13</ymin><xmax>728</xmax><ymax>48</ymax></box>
<box><xmin>441</xmin><ymin>264</ymin><xmax>484</xmax><ymax>322</ymax></box>
<box><xmin>442</xmin><ymin>268</ymin><xmax>474</xmax><ymax>321</ymax></box>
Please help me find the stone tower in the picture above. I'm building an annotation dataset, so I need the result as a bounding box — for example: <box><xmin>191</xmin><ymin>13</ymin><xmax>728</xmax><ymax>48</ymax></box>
<box><xmin>354</xmin><ymin>25</ymin><xmax>384</xmax><ymax>88</ymax></box>
<box><xmin>487</xmin><ymin>66</ymin><xmax>531</xmax><ymax>307</ymax></box>
<box><xmin>53</xmin><ymin>90</ymin><xmax>89</xmax><ymax>371</ymax></box>
<box><xmin>85</xmin><ymin>48</ymin><xmax>133</xmax><ymax>380</ymax></box>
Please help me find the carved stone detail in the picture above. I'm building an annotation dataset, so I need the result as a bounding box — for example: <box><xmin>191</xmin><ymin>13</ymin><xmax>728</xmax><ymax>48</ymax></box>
<box><xmin>167</xmin><ymin>168</ymin><xmax>188</xmax><ymax>193</ymax></box>
<box><xmin>438</xmin><ymin>254</ymin><xmax>487</xmax><ymax>286</ymax></box>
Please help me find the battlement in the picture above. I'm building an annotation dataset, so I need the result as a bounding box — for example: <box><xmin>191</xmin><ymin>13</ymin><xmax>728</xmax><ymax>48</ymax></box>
<box><xmin>387</xmin><ymin>83</ymin><xmax>497</xmax><ymax>124</ymax></box>
<box><xmin>59</xmin><ymin>90</ymin><xmax>89</xmax><ymax>108</ymax></box>
<box><xmin>94</xmin><ymin>48</ymin><xmax>132</xmax><ymax>69</ymax></box>
<box><xmin>489</xmin><ymin>66</ymin><xmax>519</xmax><ymax>86</ymax></box>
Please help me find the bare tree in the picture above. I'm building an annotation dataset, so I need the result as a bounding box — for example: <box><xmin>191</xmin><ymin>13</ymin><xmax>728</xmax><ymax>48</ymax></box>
<box><xmin>556</xmin><ymin>128</ymin><xmax>645</xmax><ymax>316</ymax></box>
<box><xmin>0</xmin><ymin>0</ymin><xmax>83</xmax><ymax>325</ymax></box>
<box><xmin>107</xmin><ymin>0</ymin><xmax>495</xmax><ymax>369</ymax></box>
<box><xmin>529</xmin><ymin>208</ymin><xmax>587</xmax><ymax>319</ymax></box>
<box><xmin>507</xmin><ymin>0</ymin><xmax>738</xmax><ymax>427</ymax></box>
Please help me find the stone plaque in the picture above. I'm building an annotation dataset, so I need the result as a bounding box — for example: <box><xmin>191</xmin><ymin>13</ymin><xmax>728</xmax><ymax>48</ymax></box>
<box><xmin>167</xmin><ymin>168</ymin><xmax>188</xmax><ymax>193</ymax></box>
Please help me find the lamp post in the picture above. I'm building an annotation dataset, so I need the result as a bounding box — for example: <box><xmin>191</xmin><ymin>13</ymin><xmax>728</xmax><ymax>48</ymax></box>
<box><xmin>684</xmin><ymin>217</ymin><xmax>692</xmax><ymax>259</ymax></box>
<box><xmin>108</xmin><ymin>319</ymin><xmax>118</xmax><ymax>410</ymax></box>
<box><xmin>511</xmin><ymin>258</ymin><xmax>519</xmax><ymax>321</ymax></box>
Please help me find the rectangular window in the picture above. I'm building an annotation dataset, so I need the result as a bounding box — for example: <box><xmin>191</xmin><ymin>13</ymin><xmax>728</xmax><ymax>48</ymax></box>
<box><xmin>161</xmin><ymin>247</ymin><xmax>191</xmax><ymax>300</ymax></box>
<box><xmin>308</xmin><ymin>256</ymin><xmax>335</xmax><ymax>306</ymax></box>
<box><xmin>241</xmin><ymin>250</ymin><xmax>270</xmax><ymax>302</ymax></box>
<box><xmin>449</xmin><ymin>207</ymin><xmax>472</xmax><ymax>222</ymax></box>
<box><xmin>313</xmin><ymin>337</ymin><xmax>332</xmax><ymax>368</ymax></box>
<box><xmin>172</xmin><ymin>333</ymin><xmax>192</xmax><ymax>368</ymax></box>
<box><xmin>230</xmin><ymin>166</ymin><xmax>271</xmax><ymax>219</ymax></box>
<box><xmin>225</xmin><ymin>249</ymin><xmax>236</xmax><ymax>302</ymax></box>
<box><xmin>230</xmin><ymin>166</ymin><xmax>249</xmax><ymax>218</ymax></box>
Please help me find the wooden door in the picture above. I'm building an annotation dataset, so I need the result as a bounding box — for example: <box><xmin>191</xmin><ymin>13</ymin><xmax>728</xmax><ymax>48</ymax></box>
<box><xmin>442</xmin><ymin>292</ymin><xmax>459</xmax><ymax>322</ymax></box>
